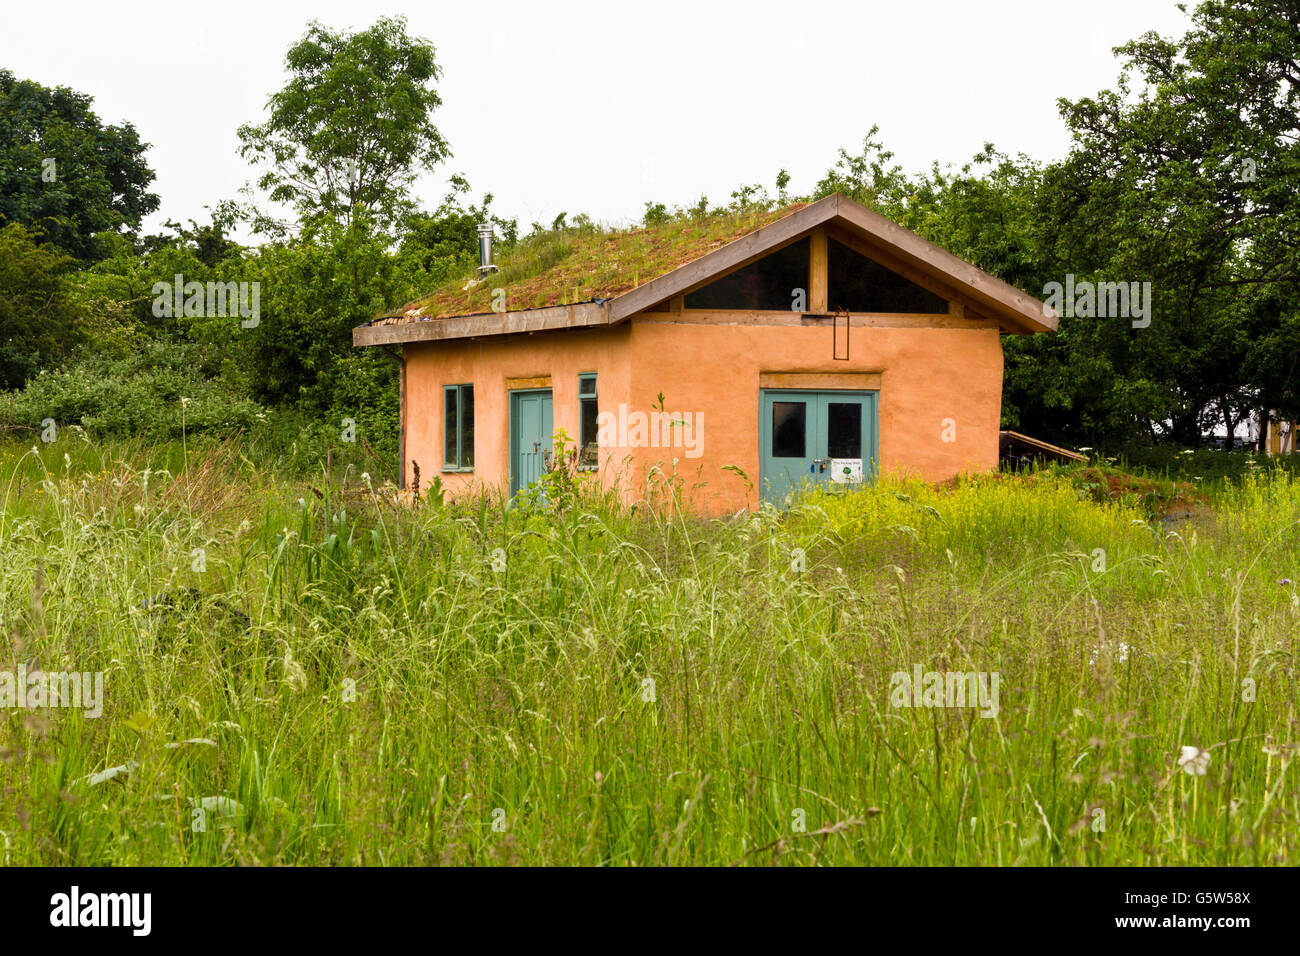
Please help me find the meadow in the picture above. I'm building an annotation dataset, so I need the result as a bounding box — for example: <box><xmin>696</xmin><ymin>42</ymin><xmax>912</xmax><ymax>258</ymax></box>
<box><xmin>0</xmin><ymin>437</ymin><xmax>1297</xmax><ymax>865</ymax></box>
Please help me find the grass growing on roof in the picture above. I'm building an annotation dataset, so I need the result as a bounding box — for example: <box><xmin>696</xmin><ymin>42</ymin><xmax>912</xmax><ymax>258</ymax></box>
<box><xmin>1</xmin><ymin>438</ymin><xmax>1299</xmax><ymax>865</ymax></box>
<box><xmin>382</xmin><ymin>204</ymin><xmax>804</xmax><ymax>320</ymax></box>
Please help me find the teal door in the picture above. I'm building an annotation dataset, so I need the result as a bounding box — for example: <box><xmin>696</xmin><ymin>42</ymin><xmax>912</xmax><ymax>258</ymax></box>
<box><xmin>759</xmin><ymin>390</ymin><xmax>877</xmax><ymax>504</ymax></box>
<box><xmin>510</xmin><ymin>389</ymin><xmax>553</xmax><ymax>496</ymax></box>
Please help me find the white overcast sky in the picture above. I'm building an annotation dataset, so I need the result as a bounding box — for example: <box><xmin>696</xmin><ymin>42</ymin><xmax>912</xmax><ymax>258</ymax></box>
<box><xmin>2</xmin><ymin>0</ymin><xmax>1192</xmax><ymax>242</ymax></box>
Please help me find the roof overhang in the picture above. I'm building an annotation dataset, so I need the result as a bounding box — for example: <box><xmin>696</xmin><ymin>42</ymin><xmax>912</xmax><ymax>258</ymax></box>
<box><xmin>353</xmin><ymin>301</ymin><xmax>608</xmax><ymax>347</ymax></box>
<box><xmin>354</xmin><ymin>193</ymin><xmax>1058</xmax><ymax>347</ymax></box>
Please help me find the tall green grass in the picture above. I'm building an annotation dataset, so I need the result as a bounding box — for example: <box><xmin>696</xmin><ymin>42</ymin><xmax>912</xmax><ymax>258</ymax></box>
<box><xmin>1</xmin><ymin>440</ymin><xmax>1297</xmax><ymax>865</ymax></box>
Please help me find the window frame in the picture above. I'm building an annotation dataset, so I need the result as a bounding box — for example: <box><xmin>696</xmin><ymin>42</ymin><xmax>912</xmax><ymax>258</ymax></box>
<box><xmin>578</xmin><ymin>373</ymin><xmax>599</xmax><ymax>471</ymax></box>
<box><xmin>442</xmin><ymin>383</ymin><xmax>475</xmax><ymax>472</ymax></box>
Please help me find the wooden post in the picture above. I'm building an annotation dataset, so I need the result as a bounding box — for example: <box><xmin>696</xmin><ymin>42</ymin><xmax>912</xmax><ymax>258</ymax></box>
<box><xmin>810</xmin><ymin>227</ymin><xmax>828</xmax><ymax>313</ymax></box>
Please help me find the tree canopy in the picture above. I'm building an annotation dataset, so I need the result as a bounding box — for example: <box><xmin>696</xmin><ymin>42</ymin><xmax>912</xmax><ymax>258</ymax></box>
<box><xmin>0</xmin><ymin>69</ymin><xmax>159</xmax><ymax>261</ymax></box>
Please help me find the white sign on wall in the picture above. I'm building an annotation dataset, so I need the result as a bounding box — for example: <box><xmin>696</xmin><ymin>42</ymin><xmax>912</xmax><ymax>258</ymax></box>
<box><xmin>830</xmin><ymin>459</ymin><xmax>863</xmax><ymax>484</ymax></box>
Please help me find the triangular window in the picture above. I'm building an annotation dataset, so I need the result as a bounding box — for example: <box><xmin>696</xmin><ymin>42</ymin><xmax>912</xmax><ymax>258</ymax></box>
<box><xmin>684</xmin><ymin>238</ymin><xmax>809</xmax><ymax>311</ymax></box>
<box><xmin>827</xmin><ymin>237</ymin><xmax>949</xmax><ymax>314</ymax></box>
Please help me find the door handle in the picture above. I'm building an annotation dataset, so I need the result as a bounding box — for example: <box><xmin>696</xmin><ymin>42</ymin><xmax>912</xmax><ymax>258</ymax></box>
<box><xmin>813</xmin><ymin>457</ymin><xmax>829</xmax><ymax>473</ymax></box>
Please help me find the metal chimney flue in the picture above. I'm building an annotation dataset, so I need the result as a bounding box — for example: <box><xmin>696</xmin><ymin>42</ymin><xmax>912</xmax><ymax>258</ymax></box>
<box><xmin>477</xmin><ymin>222</ymin><xmax>497</xmax><ymax>277</ymax></box>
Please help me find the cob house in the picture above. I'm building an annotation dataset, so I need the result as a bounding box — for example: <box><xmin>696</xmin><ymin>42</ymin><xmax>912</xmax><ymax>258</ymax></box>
<box><xmin>353</xmin><ymin>193</ymin><xmax>1058</xmax><ymax>513</ymax></box>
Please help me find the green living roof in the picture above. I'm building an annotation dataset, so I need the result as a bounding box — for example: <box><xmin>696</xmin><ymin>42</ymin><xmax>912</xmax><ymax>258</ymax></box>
<box><xmin>371</xmin><ymin>203</ymin><xmax>806</xmax><ymax>324</ymax></box>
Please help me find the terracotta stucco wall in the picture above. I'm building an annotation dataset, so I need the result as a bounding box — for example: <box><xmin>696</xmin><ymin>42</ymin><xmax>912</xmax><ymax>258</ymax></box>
<box><xmin>620</xmin><ymin>318</ymin><xmax>1004</xmax><ymax>512</ymax></box>
<box><xmin>400</xmin><ymin>315</ymin><xmax>1004</xmax><ymax>513</ymax></box>
<box><xmin>402</xmin><ymin>326</ymin><xmax>631</xmax><ymax>498</ymax></box>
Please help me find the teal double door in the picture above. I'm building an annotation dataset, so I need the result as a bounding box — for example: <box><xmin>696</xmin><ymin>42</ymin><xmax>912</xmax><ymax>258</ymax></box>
<box><xmin>509</xmin><ymin>389</ymin><xmax>553</xmax><ymax>497</ymax></box>
<box><xmin>759</xmin><ymin>389</ymin><xmax>878</xmax><ymax>504</ymax></box>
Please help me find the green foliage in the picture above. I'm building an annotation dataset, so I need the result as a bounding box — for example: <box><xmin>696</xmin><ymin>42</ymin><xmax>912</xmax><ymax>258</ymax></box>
<box><xmin>237</xmin><ymin>16</ymin><xmax>450</xmax><ymax>232</ymax></box>
<box><xmin>813</xmin><ymin>125</ymin><xmax>909</xmax><ymax>208</ymax></box>
<box><xmin>224</xmin><ymin>214</ymin><xmax>414</xmax><ymax>411</ymax></box>
<box><xmin>398</xmin><ymin>174</ymin><xmax>518</xmax><ymax>282</ymax></box>
<box><xmin>641</xmin><ymin>201</ymin><xmax>670</xmax><ymax>227</ymax></box>
<box><xmin>0</xmin><ymin>224</ymin><xmax>84</xmax><ymax>389</ymax></box>
<box><xmin>0</xmin><ymin>69</ymin><xmax>159</xmax><ymax>261</ymax></box>
<box><xmin>3</xmin><ymin>439</ymin><xmax>1299</xmax><ymax>865</ymax></box>
<box><xmin>0</xmin><ymin>342</ymin><xmax>267</xmax><ymax>440</ymax></box>
<box><xmin>1040</xmin><ymin>0</ymin><xmax>1300</xmax><ymax>443</ymax></box>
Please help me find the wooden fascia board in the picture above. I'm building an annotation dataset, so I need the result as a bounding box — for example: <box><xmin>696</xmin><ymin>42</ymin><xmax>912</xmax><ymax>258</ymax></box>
<box><xmin>354</xmin><ymin>301</ymin><xmax>609</xmax><ymax>346</ymax></box>
<box><xmin>830</xmin><ymin>195</ymin><xmax>1057</xmax><ymax>333</ymax></box>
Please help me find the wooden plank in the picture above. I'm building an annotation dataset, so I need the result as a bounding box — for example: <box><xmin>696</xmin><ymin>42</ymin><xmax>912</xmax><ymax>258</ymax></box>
<box><xmin>633</xmin><ymin>310</ymin><xmax>997</xmax><ymax>330</ymax></box>
<box><xmin>759</xmin><ymin>371</ymin><xmax>883</xmax><ymax>390</ymax></box>
<box><xmin>809</xmin><ymin>227</ymin><xmax>828</xmax><ymax>313</ymax></box>
<box><xmin>505</xmin><ymin>375</ymin><xmax>552</xmax><ymax>390</ymax></box>
<box><xmin>353</xmin><ymin>302</ymin><xmax>609</xmax><ymax>346</ymax></box>
<box><xmin>999</xmin><ymin>430</ymin><xmax>1087</xmax><ymax>463</ymax></box>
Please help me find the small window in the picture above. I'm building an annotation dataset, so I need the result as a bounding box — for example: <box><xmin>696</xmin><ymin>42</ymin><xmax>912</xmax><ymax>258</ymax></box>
<box><xmin>772</xmin><ymin>402</ymin><xmax>806</xmax><ymax>458</ymax></box>
<box><xmin>578</xmin><ymin>373</ymin><xmax>598</xmax><ymax>469</ymax></box>
<box><xmin>443</xmin><ymin>384</ymin><xmax>474</xmax><ymax>470</ymax></box>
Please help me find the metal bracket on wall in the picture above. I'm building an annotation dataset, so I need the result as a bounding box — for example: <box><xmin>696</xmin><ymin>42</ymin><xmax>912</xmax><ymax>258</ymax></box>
<box><xmin>833</xmin><ymin>308</ymin><xmax>851</xmax><ymax>361</ymax></box>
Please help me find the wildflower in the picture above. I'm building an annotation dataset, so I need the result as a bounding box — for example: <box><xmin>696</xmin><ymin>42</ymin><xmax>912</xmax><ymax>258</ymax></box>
<box><xmin>1279</xmin><ymin>578</ymin><xmax>1293</xmax><ymax>586</ymax></box>
<box><xmin>1177</xmin><ymin>745</ymin><xmax>1210</xmax><ymax>776</ymax></box>
<box><xmin>181</xmin><ymin>397</ymin><xmax>191</xmax><ymax>407</ymax></box>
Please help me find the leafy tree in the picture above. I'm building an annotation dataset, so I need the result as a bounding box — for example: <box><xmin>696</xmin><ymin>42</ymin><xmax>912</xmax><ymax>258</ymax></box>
<box><xmin>231</xmin><ymin>212</ymin><xmax>416</xmax><ymax>411</ymax></box>
<box><xmin>1046</xmin><ymin>0</ymin><xmax>1300</xmax><ymax>444</ymax></box>
<box><xmin>399</xmin><ymin>175</ymin><xmax>517</xmax><ymax>279</ymax></box>
<box><xmin>237</xmin><ymin>16</ymin><xmax>451</xmax><ymax>232</ymax></box>
<box><xmin>0</xmin><ymin>224</ymin><xmax>83</xmax><ymax>389</ymax></box>
<box><xmin>0</xmin><ymin>70</ymin><xmax>159</xmax><ymax>261</ymax></box>
<box><xmin>813</xmin><ymin>125</ymin><xmax>909</xmax><ymax>208</ymax></box>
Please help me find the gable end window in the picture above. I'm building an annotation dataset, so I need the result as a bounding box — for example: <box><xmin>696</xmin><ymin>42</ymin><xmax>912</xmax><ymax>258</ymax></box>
<box><xmin>443</xmin><ymin>384</ymin><xmax>475</xmax><ymax>470</ymax></box>
<box><xmin>827</xmin><ymin>237</ymin><xmax>949</xmax><ymax>314</ymax></box>
<box><xmin>684</xmin><ymin>237</ymin><xmax>811</xmax><ymax>311</ymax></box>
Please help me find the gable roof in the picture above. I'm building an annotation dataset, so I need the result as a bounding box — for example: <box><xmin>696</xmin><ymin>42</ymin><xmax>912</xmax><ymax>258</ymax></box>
<box><xmin>375</xmin><ymin>204</ymin><xmax>801</xmax><ymax>322</ymax></box>
<box><xmin>354</xmin><ymin>193</ymin><xmax>1057</xmax><ymax>347</ymax></box>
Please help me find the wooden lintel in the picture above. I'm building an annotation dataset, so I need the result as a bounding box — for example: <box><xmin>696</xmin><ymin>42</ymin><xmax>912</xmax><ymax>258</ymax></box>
<box><xmin>633</xmin><ymin>310</ymin><xmax>997</xmax><ymax>330</ymax></box>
